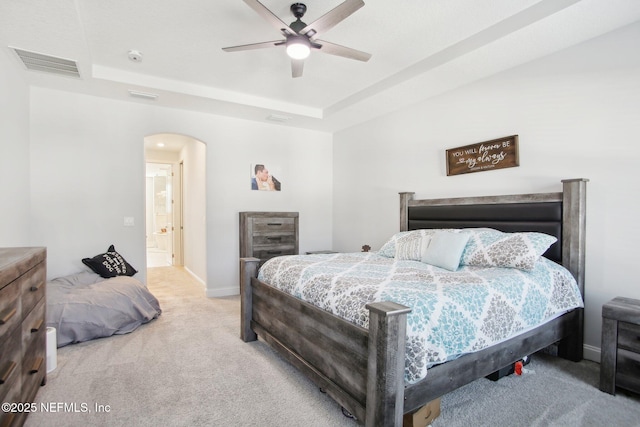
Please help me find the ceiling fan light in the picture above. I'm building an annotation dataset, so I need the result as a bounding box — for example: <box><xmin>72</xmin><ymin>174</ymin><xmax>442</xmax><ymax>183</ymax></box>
<box><xmin>286</xmin><ymin>37</ymin><xmax>311</xmax><ymax>60</ymax></box>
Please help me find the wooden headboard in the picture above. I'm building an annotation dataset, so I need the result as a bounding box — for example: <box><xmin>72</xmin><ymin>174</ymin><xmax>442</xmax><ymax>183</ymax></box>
<box><xmin>399</xmin><ymin>178</ymin><xmax>588</xmax><ymax>296</ymax></box>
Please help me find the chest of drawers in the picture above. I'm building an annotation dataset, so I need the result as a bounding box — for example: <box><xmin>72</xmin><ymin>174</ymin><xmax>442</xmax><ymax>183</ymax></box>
<box><xmin>0</xmin><ymin>247</ymin><xmax>47</xmax><ymax>427</ymax></box>
<box><xmin>600</xmin><ymin>296</ymin><xmax>640</xmax><ymax>395</ymax></box>
<box><xmin>239</xmin><ymin>212</ymin><xmax>299</xmax><ymax>265</ymax></box>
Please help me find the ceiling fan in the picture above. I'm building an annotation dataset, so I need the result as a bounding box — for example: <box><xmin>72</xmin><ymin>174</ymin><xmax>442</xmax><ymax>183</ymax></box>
<box><xmin>222</xmin><ymin>0</ymin><xmax>371</xmax><ymax>78</ymax></box>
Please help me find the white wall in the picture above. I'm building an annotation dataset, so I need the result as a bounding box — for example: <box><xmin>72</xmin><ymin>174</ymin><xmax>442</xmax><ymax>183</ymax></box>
<box><xmin>181</xmin><ymin>138</ymin><xmax>206</xmax><ymax>283</ymax></box>
<box><xmin>0</xmin><ymin>49</ymin><xmax>30</xmax><ymax>246</ymax></box>
<box><xmin>28</xmin><ymin>88</ymin><xmax>333</xmax><ymax>296</ymax></box>
<box><xmin>204</xmin><ymin>120</ymin><xmax>334</xmax><ymax>296</ymax></box>
<box><xmin>332</xmin><ymin>22</ymin><xmax>640</xmax><ymax>359</ymax></box>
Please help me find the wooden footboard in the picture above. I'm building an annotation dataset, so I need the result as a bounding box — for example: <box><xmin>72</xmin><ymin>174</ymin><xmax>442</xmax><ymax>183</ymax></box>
<box><xmin>240</xmin><ymin>257</ymin><xmax>410</xmax><ymax>426</ymax></box>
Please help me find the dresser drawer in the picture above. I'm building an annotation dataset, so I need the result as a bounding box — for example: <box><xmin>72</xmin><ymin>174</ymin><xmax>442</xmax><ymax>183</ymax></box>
<box><xmin>0</xmin><ymin>373</ymin><xmax>22</xmax><ymax>427</ymax></box>
<box><xmin>21</xmin><ymin>300</ymin><xmax>46</xmax><ymax>405</ymax></box>
<box><xmin>19</xmin><ymin>262</ymin><xmax>46</xmax><ymax>317</ymax></box>
<box><xmin>616</xmin><ymin>348</ymin><xmax>640</xmax><ymax>394</ymax></box>
<box><xmin>618</xmin><ymin>321</ymin><xmax>640</xmax><ymax>353</ymax></box>
<box><xmin>21</xmin><ymin>299</ymin><xmax>45</xmax><ymax>352</ymax></box>
<box><xmin>21</xmin><ymin>334</ymin><xmax>46</xmax><ymax>406</ymax></box>
<box><xmin>0</xmin><ymin>327</ymin><xmax>22</xmax><ymax>403</ymax></box>
<box><xmin>253</xmin><ymin>234</ymin><xmax>296</xmax><ymax>246</ymax></box>
<box><xmin>251</xmin><ymin>217</ymin><xmax>296</xmax><ymax>233</ymax></box>
<box><xmin>253</xmin><ymin>247</ymin><xmax>296</xmax><ymax>262</ymax></box>
<box><xmin>0</xmin><ymin>280</ymin><xmax>22</xmax><ymax>340</ymax></box>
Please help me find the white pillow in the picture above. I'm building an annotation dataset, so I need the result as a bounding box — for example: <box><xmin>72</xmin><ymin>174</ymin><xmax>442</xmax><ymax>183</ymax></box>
<box><xmin>378</xmin><ymin>229</ymin><xmax>457</xmax><ymax>258</ymax></box>
<box><xmin>379</xmin><ymin>229</ymin><xmax>433</xmax><ymax>258</ymax></box>
<box><xmin>396</xmin><ymin>235</ymin><xmax>432</xmax><ymax>261</ymax></box>
<box><xmin>421</xmin><ymin>231</ymin><xmax>471</xmax><ymax>271</ymax></box>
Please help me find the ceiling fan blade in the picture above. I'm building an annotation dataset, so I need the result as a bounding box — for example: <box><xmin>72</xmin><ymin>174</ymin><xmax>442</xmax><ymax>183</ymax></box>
<box><xmin>299</xmin><ymin>0</ymin><xmax>365</xmax><ymax>38</ymax></box>
<box><xmin>222</xmin><ymin>40</ymin><xmax>284</xmax><ymax>53</ymax></box>
<box><xmin>243</xmin><ymin>0</ymin><xmax>296</xmax><ymax>36</ymax></box>
<box><xmin>315</xmin><ymin>40</ymin><xmax>371</xmax><ymax>62</ymax></box>
<box><xmin>291</xmin><ymin>59</ymin><xmax>304</xmax><ymax>78</ymax></box>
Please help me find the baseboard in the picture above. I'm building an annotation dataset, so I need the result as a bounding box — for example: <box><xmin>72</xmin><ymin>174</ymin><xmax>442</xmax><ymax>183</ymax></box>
<box><xmin>181</xmin><ymin>267</ymin><xmax>239</xmax><ymax>297</ymax></box>
<box><xmin>206</xmin><ymin>287</ymin><xmax>239</xmax><ymax>298</ymax></box>
<box><xmin>583</xmin><ymin>344</ymin><xmax>600</xmax><ymax>363</ymax></box>
<box><xmin>184</xmin><ymin>267</ymin><xmax>205</xmax><ymax>287</ymax></box>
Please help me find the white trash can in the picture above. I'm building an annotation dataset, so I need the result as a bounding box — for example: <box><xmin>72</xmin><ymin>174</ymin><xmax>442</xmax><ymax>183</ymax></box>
<box><xmin>46</xmin><ymin>327</ymin><xmax>57</xmax><ymax>373</ymax></box>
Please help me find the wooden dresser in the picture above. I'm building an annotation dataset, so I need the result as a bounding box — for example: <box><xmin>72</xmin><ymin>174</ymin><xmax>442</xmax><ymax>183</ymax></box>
<box><xmin>0</xmin><ymin>247</ymin><xmax>47</xmax><ymax>427</ymax></box>
<box><xmin>600</xmin><ymin>296</ymin><xmax>640</xmax><ymax>396</ymax></box>
<box><xmin>239</xmin><ymin>212</ymin><xmax>299</xmax><ymax>265</ymax></box>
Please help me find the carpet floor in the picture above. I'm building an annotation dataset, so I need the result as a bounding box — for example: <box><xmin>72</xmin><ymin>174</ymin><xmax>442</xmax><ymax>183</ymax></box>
<box><xmin>24</xmin><ymin>266</ymin><xmax>640</xmax><ymax>426</ymax></box>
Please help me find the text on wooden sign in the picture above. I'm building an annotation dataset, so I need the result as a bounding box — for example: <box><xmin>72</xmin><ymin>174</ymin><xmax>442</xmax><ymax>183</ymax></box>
<box><xmin>446</xmin><ymin>135</ymin><xmax>519</xmax><ymax>176</ymax></box>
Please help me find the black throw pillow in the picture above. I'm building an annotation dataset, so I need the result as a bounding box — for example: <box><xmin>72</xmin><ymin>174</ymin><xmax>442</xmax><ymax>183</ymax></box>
<box><xmin>82</xmin><ymin>245</ymin><xmax>138</xmax><ymax>278</ymax></box>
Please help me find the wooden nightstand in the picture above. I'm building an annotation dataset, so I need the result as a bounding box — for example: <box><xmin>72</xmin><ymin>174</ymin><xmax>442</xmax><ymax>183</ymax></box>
<box><xmin>600</xmin><ymin>297</ymin><xmax>640</xmax><ymax>395</ymax></box>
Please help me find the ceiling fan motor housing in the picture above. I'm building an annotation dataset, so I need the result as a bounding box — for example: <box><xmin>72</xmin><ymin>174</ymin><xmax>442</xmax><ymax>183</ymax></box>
<box><xmin>290</xmin><ymin>3</ymin><xmax>307</xmax><ymax>19</ymax></box>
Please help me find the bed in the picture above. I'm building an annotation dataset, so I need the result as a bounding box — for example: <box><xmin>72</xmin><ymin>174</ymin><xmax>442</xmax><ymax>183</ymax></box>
<box><xmin>46</xmin><ymin>271</ymin><xmax>162</xmax><ymax>347</ymax></box>
<box><xmin>239</xmin><ymin>178</ymin><xmax>587</xmax><ymax>426</ymax></box>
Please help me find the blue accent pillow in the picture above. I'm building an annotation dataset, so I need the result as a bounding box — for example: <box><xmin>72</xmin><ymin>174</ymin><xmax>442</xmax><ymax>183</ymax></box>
<box><xmin>421</xmin><ymin>231</ymin><xmax>470</xmax><ymax>271</ymax></box>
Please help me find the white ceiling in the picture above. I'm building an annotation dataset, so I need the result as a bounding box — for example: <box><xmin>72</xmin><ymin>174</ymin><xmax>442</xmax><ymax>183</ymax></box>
<box><xmin>2</xmin><ymin>0</ymin><xmax>640</xmax><ymax>133</ymax></box>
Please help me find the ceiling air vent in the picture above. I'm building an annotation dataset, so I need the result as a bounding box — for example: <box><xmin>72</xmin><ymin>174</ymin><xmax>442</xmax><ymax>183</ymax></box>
<box><xmin>128</xmin><ymin>90</ymin><xmax>158</xmax><ymax>100</ymax></box>
<box><xmin>266</xmin><ymin>114</ymin><xmax>291</xmax><ymax>123</ymax></box>
<box><xmin>11</xmin><ymin>47</ymin><xmax>80</xmax><ymax>78</ymax></box>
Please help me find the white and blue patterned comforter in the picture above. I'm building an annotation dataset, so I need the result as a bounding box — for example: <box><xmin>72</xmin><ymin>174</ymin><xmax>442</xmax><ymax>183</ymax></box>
<box><xmin>257</xmin><ymin>252</ymin><xmax>583</xmax><ymax>384</ymax></box>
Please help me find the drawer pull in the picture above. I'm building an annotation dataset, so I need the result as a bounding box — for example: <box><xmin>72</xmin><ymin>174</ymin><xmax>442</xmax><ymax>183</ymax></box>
<box><xmin>0</xmin><ymin>307</ymin><xmax>17</xmax><ymax>325</ymax></box>
<box><xmin>30</xmin><ymin>282</ymin><xmax>43</xmax><ymax>292</ymax></box>
<box><xmin>31</xmin><ymin>318</ymin><xmax>44</xmax><ymax>333</ymax></box>
<box><xmin>266</xmin><ymin>237</ymin><xmax>282</xmax><ymax>241</ymax></box>
<box><xmin>29</xmin><ymin>357</ymin><xmax>44</xmax><ymax>375</ymax></box>
<box><xmin>0</xmin><ymin>361</ymin><xmax>17</xmax><ymax>384</ymax></box>
<box><xmin>267</xmin><ymin>251</ymin><xmax>283</xmax><ymax>254</ymax></box>
<box><xmin>267</xmin><ymin>223</ymin><xmax>283</xmax><ymax>226</ymax></box>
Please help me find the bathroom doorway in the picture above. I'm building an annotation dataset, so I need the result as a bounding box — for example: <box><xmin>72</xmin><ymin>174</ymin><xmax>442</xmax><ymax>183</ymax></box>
<box><xmin>144</xmin><ymin>133</ymin><xmax>207</xmax><ymax>286</ymax></box>
<box><xmin>146</xmin><ymin>163</ymin><xmax>174</xmax><ymax>267</ymax></box>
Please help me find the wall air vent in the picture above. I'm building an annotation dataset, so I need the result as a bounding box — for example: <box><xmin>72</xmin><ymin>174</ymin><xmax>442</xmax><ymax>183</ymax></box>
<box><xmin>11</xmin><ymin>47</ymin><xmax>80</xmax><ymax>78</ymax></box>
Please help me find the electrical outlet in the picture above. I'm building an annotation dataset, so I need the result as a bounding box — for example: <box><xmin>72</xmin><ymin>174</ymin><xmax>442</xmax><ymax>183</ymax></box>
<box><xmin>124</xmin><ymin>217</ymin><xmax>135</xmax><ymax>226</ymax></box>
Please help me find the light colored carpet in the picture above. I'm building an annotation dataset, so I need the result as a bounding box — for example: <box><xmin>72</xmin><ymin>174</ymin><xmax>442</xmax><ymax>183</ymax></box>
<box><xmin>432</xmin><ymin>353</ymin><xmax>640</xmax><ymax>427</ymax></box>
<box><xmin>27</xmin><ymin>266</ymin><xmax>354</xmax><ymax>427</ymax></box>
<box><xmin>25</xmin><ymin>267</ymin><xmax>640</xmax><ymax>426</ymax></box>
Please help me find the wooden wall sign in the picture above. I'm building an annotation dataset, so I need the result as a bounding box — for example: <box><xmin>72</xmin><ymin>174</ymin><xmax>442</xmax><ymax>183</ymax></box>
<box><xmin>446</xmin><ymin>135</ymin><xmax>519</xmax><ymax>176</ymax></box>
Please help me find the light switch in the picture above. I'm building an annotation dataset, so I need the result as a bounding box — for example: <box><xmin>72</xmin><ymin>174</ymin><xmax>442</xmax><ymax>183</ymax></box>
<box><xmin>124</xmin><ymin>217</ymin><xmax>135</xmax><ymax>226</ymax></box>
